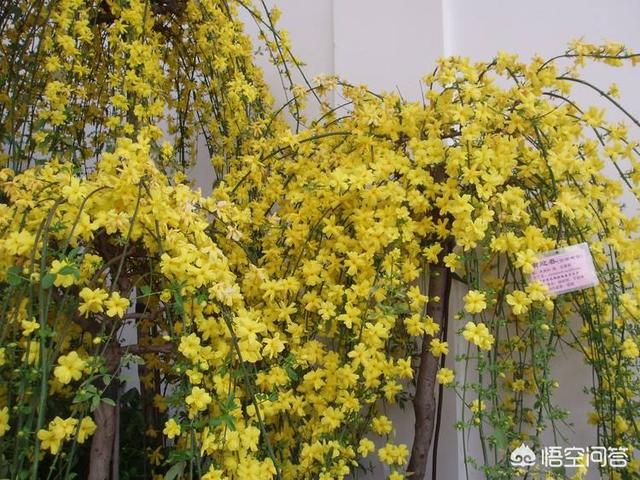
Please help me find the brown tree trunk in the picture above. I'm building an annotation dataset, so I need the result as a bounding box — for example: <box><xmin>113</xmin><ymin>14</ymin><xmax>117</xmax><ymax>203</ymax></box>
<box><xmin>89</xmin><ymin>344</ymin><xmax>121</xmax><ymax>480</ymax></box>
<box><xmin>89</xmin><ymin>402</ymin><xmax>117</xmax><ymax>480</ymax></box>
<box><xmin>407</xmin><ymin>247</ymin><xmax>451</xmax><ymax>479</ymax></box>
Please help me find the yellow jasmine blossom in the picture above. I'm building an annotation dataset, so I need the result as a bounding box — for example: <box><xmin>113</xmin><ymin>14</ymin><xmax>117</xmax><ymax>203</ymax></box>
<box><xmin>512</xmin><ymin>379</ymin><xmax>526</xmax><ymax>392</ymax></box>
<box><xmin>462</xmin><ymin>322</ymin><xmax>495</xmax><ymax>350</ymax></box>
<box><xmin>525</xmin><ymin>281</ymin><xmax>549</xmax><ymax>301</ymax></box>
<box><xmin>37</xmin><ymin>428</ymin><xmax>65</xmax><ymax>455</ymax></box>
<box><xmin>436</xmin><ymin>367</ymin><xmax>455</xmax><ymax>385</ymax></box>
<box><xmin>621</xmin><ymin>338</ymin><xmax>639</xmax><ymax>358</ymax></box>
<box><xmin>463</xmin><ymin>290</ymin><xmax>487</xmax><ymax>314</ymax></box>
<box><xmin>77</xmin><ymin>417</ymin><xmax>97</xmax><ymax>444</ymax></box>
<box><xmin>163</xmin><ymin>418</ymin><xmax>181</xmax><ymax>439</ymax></box>
<box><xmin>506</xmin><ymin>290</ymin><xmax>532</xmax><ymax>315</ymax></box>
<box><xmin>78</xmin><ymin>287</ymin><xmax>109</xmax><ymax>316</ymax></box>
<box><xmin>470</xmin><ymin>399</ymin><xmax>486</xmax><ymax>414</ymax></box>
<box><xmin>514</xmin><ymin>249</ymin><xmax>538</xmax><ymax>274</ymax></box>
<box><xmin>358</xmin><ymin>438</ymin><xmax>375</xmax><ymax>457</ymax></box>
<box><xmin>378</xmin><ymin>443</ymin><xmax>409</xmax><ymax>466</ymax></box>
<box><xmin>371</xmin><ymin>415</ymin><xmax>393</xmax><ymax>435</ymax></box>
<box><xmin>262</xmin><ymin>333</ymin><xmax>286</xmax><ymax>359</ymax></box>
<box><xmin>202</xmin><ymin>467</ymin><xmax>227</xmax><ymax>480</ymax></box>
<box><xmin>443</xmin><ymin>252</ymin><xmax>461</xmax><ymax>272</ymax></box>
<box><xmin>178</xmin><ymin>333</ymin><xmax>202</xmax><ymax>362</ymax></box>
<box><xmin>53</xmin><ymin>351</ymin><xmax>86</xmax><ymax>385</ymax></box>
<box><xmin>50</xmin><ymin>259</ymin><xmax>76</xmax><ymax>288</ymax></box>
<box><xmin>105</xmin><ymin>292</ymin><xmax>130</xmax><ymax>318</ymax></box>
<box><xmin>4</xmin><ymin>230</ymin><xmax>35</xmax><ymax>256</ymax></box>
<box><xmin>37</xmin><ymin>417</ymin><xmax>77</xmax><ymax>454</ymax></box>
<box><xmin>0</xmin><ymin>407</ymin><xmax>9</xmax><ymax>437</ymax></box>
<box><xmin>148</xmin><ymin>446</ymin><xmax>163</xmax><ymax>466</ymax></box>
<box><xmin>21</xmin><ymin>319</ymin><xmax>39</xmax><ymax>336</ymax></box>
<box><xmin>185</xmin><ymin>386</ymin><xmax>212</xmax><ymax>417</ymax></box>
<box><xmin>429</xmin><ymin>339</ymin><xmax>449</xmax><ymax>356</ymax></box>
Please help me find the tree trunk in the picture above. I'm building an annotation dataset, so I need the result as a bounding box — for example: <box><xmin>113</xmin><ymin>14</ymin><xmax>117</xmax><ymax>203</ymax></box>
<box><xmin>407</xmin><ymin>247</ymin><xmax>451</xmax><ymax>479</ymax></box>
<box><xmin>89</xmin><ymin>344</ymin><xmax>121</xmax><ymax>480</ymax></box>
<box><xmin>89</xmin><ymin>402</ymin><xmax>117</xmax><ymax>480</ymax></box>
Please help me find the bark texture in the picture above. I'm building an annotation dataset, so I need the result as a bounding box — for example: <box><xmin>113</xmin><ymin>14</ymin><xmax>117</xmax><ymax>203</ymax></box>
<box><xmin>88</xmin><ymin>402</ymin><xmax>117</xmax><ymax>480</ymax></box>
<box><xmin>407</xmin><ymin>248</ymin><xmax>451</xmax><ymax>479</ymax></box>
<box><xmin>88</xmin><ymin>344</ymin><xmax>121</xmax><ymax>480</ymax></box>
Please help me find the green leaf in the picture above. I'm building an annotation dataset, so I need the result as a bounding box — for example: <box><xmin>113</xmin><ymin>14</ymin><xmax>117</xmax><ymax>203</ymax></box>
<box><xmin>140</xmin><ymin>285</ymin><xmax>152</xmax><ymax>296</ymax></box>
<box><xmin>73</xmin><ymin>385</ymin><xmax>98</xmax><ymax>404</ymax></box>
<box><xmin>285</xmin><ymin>366</ymin><xmax>299</xmax><ymax>381</ymax></box>
<box><xmin>164</xmin><ymin>462</ymin><xmax>186</xmax><ymax>480</ymax></box>
<box><xmin>41</xmin><ymin>273</ymin><xmax>56</xmax><ymax>289</ymax></box>
<box><xmin>493</xmin><ymin>427</ymin><xmax>508</xmax><ymax>450</ymax></box>
<box><xmin>101</xmin><ymin>398</ymin><xmax>116</xmax><ymax>407</ymax></box>
<box><xmin>166</xmin><ymin>450</ymin><xmax>193</xmax><ymax>463</ymax></box>
<box><xmin>221</xmin><ymin>414</ymin><xmax>236</xmax><ymax>431</ymax></box>
<box><xmin>90</xmin><ymin>395</ymin><xmax>100</xmax><ymax>412</ymax></box>
<box><xmin>58</xmin><ymin>264</ymin><xmax>79</xmax><ymax>277</ymax></box>
<box><xmin>7</xmin><ymin>266</ymin><xmax>23</xmax><ymax>286</ymax></box>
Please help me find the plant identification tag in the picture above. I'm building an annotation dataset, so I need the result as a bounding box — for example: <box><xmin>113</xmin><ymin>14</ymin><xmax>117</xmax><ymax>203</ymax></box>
<box><xmin>530</xmin><ymin>243</ymin><xmax>599</xmax><ymax>295</ymax></box>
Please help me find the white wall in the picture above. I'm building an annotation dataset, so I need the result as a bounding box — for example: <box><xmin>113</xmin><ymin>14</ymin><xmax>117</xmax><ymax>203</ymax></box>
<box><xmin>238</xmin><ymin>2</ymin><xmax>640</xmax><ymax>479</ymax></box>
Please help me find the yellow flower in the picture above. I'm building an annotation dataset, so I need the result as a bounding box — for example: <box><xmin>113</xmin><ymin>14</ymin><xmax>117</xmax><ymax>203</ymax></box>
<box><xmin>178</xmin><ymin>333</ymin><xmax>201</xmax><ymax>362</ymax></box>
<box><xmin>37</xmin><ymin>428</ymin><xmax>65</xmax><ymax>455</ymax></box>
<box><xmin>436</xmin><ymin>367</ymin><xmax>455</xmax><ymax>385</ymax></box>
<box><xmin>514</xmin><ymin>249</ymin><xmax>537</xmax><ymax>274</ymax></box>
<box><xmin>512</xmin><ymin>379</ymin><xmax>526</xmax><ymax>392</ymax></box>
<box><xmin>429</xmin><ymin>339</ymin><xmax>449</xmax><ymax>356</ymax></box>
<box><xmin>0</xmin><ymin>406</ymin><xmax>9</xmax><ymax>437</ymax></box>
<box><xmin>202</xmin><ymin>467</ymin><xmax>226</xmax><ymax>480</ymax></box>
<box><xmin>21</xmin><ymin>319</ymin><xmax>39</xmax><ymax>336</ymax></box>
<box><xmin>77</xmin><ymin>417</ymin><xmax>97</xmax><ymax>443</ymax></box>
<box><xmin>4</xmin><ymin>230</ymin><xmax>35</xmax><ymax>256</ymax></box>
<box><xmin>443</xmin><ymin>252</ymin><xmax>461</xmax><ymax>272</ymax></box>
<box><xmin>262</xmin><ymin>333</ymin><xmax>286</xmax><ymax>359</ymax></box>
<box><xmin>525</xmin><ymin>281</ymin><xmax>548</xmax><ymax>302</ymax></box>
<box><xmin>377</xmin><ymin>443</ymin><xmax>408</xmax><ymax>466</ymax></box>
<box><xmin>148</xmin><ymin>446</ymin><xmax>163</xmax><ymax>466</ymax></box>
<box><xmin>163</xmin><ymin>418</ymin><xmax>181</xmax><ymax>439</ymax></box>
<box><xmin>358</xmin><ymin>438</ymin><xmax>375</xmax><ymax>457</ymax></box>
<box><xmin>462</xmin><ymin>322</ymin><xmax>494</xmax><ymax>350</ymax></box>
<box><xmin>50</xmin><ymin>259</ymin><xmax>76</xmax><ymax>288</ymax></box>
<box><xmin>185</xmin><ymin>386</ymin><xmax>212</xmax><ymax>417</ymax></box>
<box><xmin>186</xmin><ymin>369</ymin><xmax>203</xmax><ymax>385</ymax></box>
<box><xmin>37</xmin><ymin>417</ymin><xmax>77</xmax><ymax>454</ymax></box>
<box><xmin>463</xmin><ymin>290</ymin><xmax>487</xmax><ymax>314</ymax></box>
<box><xmin>78</xmin><ymin>287</ymin><xmax>109</xmax><ymax>316</ymax></box>
<box><xmin>23</xmin><ymin>340</ymin><xmax>39</xmax><ymax>365</ymax></box>
<box><xmin>105</xmin><ymin>292</ymin><xmax>130</xmax><ymax>318</ymax></box>
<box><xmin>320</xmin><ymin>407</ymin><xmax>344</xmax><ymax>432</ymax></box>
<box><xmin>470</xmin><ymin>399</ymin><xmax>486</xmax><ymax>414</ymax></box>
<box><xmin>621</xmin><ymin>338</ymin><xmax>639</xmax><ymax>358</ymax></box>
<box><xmin>372</xmin><ymin>415</ymin><xmax>393</xmax><ymax>435</ymax></box>
<box><xmin>505</xmin><ymin>290</ymin><xmax>531</xmax><ymax>315</ymax></box>
<box><xmin>53</xmin><ymin>351</ymin><xmax>86</xmax><ymax>384</ymax></box>
<box><xmin>582</xmin><ymin>106</ymin><xmax>604</xmax><ymax>127</ymax></box>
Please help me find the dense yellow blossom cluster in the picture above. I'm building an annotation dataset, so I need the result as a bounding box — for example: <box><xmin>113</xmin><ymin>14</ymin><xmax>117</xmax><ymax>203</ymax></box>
<box><xmin>0</xmin><ymin>0</ymin><xmax>639</xmax><ymax>479</ymax></box>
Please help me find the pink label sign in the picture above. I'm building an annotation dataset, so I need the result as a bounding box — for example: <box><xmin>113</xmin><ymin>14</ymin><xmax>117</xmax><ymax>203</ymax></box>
<box><xmin>530</xmin><ymin>243</ymin><xmax>599</xmax><ymax>295</ymax></box>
